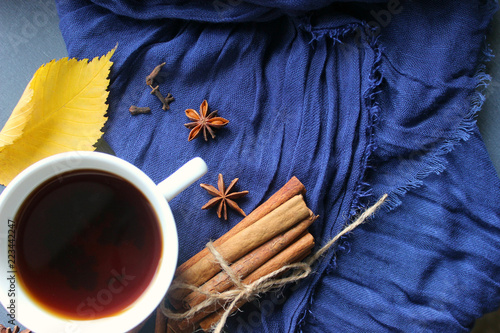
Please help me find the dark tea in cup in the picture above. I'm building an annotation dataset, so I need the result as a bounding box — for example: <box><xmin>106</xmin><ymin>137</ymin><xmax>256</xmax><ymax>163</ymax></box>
<box><xmin>14</xmin><ymin>169</ymin><xmax>162</xmax><ymax>320</ymax></box>
<box><xmin>0</xmin><ymin>152</ymin><xmax>206</xmax><ymax>332</ymax></box>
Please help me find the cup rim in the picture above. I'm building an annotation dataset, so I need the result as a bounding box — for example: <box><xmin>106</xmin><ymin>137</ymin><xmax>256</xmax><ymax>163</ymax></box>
<box><xmin>0</xmin><ymin>151</ymin><xmax>178</xmax><ymax>332</ymax></box>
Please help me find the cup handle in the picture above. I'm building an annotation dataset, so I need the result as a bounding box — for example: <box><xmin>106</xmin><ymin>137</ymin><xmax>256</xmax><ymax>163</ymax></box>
<box><xmin>157</xmin><ymin>157</ymin><xmax>208</xmax><ymax>202</ymax></box>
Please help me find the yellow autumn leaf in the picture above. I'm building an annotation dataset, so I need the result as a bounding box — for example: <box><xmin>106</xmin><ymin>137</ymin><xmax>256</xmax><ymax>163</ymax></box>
<box><xmin>0</xmin><ymin>86</ymin><xmax>34</xmax><ymax>148</ymax></box>
<box><xmin>0</xmin><ymin>48</ymin><xmax>115</xmax><ymax>185</ymax></box>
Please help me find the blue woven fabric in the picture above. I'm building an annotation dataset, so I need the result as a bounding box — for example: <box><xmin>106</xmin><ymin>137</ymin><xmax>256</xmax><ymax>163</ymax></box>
<box><xmin>53</xmin><ymin>0</ymin><xmax>500</xmax><ymax>331</ymax></box>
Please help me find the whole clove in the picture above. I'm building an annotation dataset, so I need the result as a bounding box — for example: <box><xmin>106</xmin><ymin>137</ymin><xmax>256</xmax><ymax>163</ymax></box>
<box><xmin>145</xmin><ymin>62</ymin><xmax>166</xmax><ymax>86</ymax></box>
<box><xmin>150</xmin><ymin>86</ymin><xmax>174</xmax><ymax>110</ymax></box>
<box><xmin>129</xmin><ymin>105</ymin><xmax>151</xmax><ymax>115</ymax></box>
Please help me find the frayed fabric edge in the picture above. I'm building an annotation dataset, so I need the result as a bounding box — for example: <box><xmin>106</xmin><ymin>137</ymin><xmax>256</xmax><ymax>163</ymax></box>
<box><xmin>294</xmin><ymin>23</ymin><xmax>384</xmax><ymax>332</ymax></box>
<box><xmin>297</xmin><ymin>15</ymin><xmax>384</xmax><ymax>241</ymax></box>
<box><xmin>377</xmin><ymin>0</ymin><xmax>497</xmax><ymax>211</ymax></box>
<box><xmin>294</xmin><ymin>1</ymin><xmax>497</xmax><ymax>331</ymax></box>
<box><xmin>324</xmin><ymin>30</ymin><xmax>383</xmax><ymax>273</ymax></box>
<box><xmin>381</xmin><ymin>41</ymin><xmax>493</xmax><ymax>211</ymax></box>
<box><xmin>295</xmin><ymin>13</ymin><xmax>366</xmax><ymax>46</ymax></box>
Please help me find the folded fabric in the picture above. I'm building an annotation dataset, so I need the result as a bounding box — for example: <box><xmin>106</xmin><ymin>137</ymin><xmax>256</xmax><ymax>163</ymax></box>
<box><xmin>54</xmin><ymin>0</ymin><xmax>500</xmax><ymax>331</ymax></box>
<box><xmin>303</xmin><ymin>129</ymin><xmax>500</xmax><ymax>332</ymax></box>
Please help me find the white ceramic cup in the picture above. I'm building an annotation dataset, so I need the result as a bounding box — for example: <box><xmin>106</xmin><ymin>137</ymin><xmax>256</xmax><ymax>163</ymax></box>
<box><xmin>0</xmin><ymin>151</ymin><xmax>207</xmax><ymax>333</ymax></box>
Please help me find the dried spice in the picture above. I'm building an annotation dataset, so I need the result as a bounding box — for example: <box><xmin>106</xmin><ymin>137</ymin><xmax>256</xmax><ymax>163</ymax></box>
<box><xmin>145</xmin><ymin>62</ymin><xmax>165</xmax><ymax>86</ymax></box>
<box><xmin>149</xmin><ymin>86</ymin><xmax>174</xmax><ymax>110</ymax></box>
<box><xmin>129</xmin><ymin>105</ymin><xmax>151</xmax><ymax>115</ymax></box>
<box><xmin>144</xmin><ymin>62</ymin><xmax>174</xmax><ymax>111</ymax></box>
<box><xmin>0</xmin><ymin>324</ymin><xmax>31</xmax><ymax>333</ymax></box>
<box><xmin>163</xmin><ymin>177</ymin><xmax>316</xmax><ymax>333</ymax></box>
<box><xmin>200</xmin><ymin>174</ymin><xmax>248</xmax><ymax>220</ymax></box>
<box><xmin>184</xmin><ymin>100</ymin><xmax>229</xmax><ymax>141</ymax></box>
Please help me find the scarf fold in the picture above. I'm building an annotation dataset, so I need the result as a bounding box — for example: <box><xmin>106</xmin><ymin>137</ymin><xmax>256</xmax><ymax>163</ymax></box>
<box><xmin>54</xmin><ymin>1</ymin><xmax>500</xmax><ymax>331</ymax></box>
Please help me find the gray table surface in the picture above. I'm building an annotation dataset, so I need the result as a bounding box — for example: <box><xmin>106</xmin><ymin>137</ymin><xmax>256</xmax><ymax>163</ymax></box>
<box><xmin>0</xmin><ymin>1</ymin><xmax>499</xmax><ymax>332</ymax></box>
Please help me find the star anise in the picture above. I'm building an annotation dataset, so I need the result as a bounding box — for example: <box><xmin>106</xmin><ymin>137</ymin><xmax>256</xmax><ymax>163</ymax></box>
<box><xmin>184</xmin><ymin>100</ymin><xmax>229</xmax><ymax>141</ymax></box>
<box><xmin>0</xmin><ymin>324</ymin><xmax>31</xmax><ymax>333</ymax></box>
<box><xmin>201</xmin><ymin>174</ymin><xmax>248</xmax><ymax>220</ymax></box>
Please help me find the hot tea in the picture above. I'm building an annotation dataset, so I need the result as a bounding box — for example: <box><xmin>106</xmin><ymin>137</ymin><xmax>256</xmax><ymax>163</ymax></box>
<box><xmin>14</xmin><ymin>169</ymin><xmax>162</xmax><ymax>320</ymax></box>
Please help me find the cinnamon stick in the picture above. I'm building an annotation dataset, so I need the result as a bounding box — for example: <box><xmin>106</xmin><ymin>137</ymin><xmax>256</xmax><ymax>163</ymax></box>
<box><xmin>168</xmin><ymin>194</ymin><xmax>311</xmax><ymax>301</ymax></box>
<box><xmin>186</xmin><ymin>214</ymin><xmax>316</xmax><ymax>308</ymax></box>
<box><xmin>199</xmin><ymin>233</ymin><xmax>315</xmax><ymax>331</ymax></box>
<box><xmin>170</xmin><ymin>214</ymin><xmax>317</xmax><ymax>330</ymax></box>
<box><xmin>163</xmin><ymin>177</ymin><xmax>308</xmax><ymax>332</ymax></box>
<box><xmin>173</xmin><ymin>177</ymin><xmax>305</xmax><ymax>278</ymax></box>
<box><xmin>155</xmin><ymin>305</ymin><xmax>167</xmax><ymax>333</ymax></box>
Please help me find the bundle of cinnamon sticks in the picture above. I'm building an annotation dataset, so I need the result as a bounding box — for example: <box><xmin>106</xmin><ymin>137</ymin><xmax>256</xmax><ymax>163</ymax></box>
<box><xmin>155</xmin><ymin>177</ymin><xmax>317</xmax><ymax>333</ymax></box>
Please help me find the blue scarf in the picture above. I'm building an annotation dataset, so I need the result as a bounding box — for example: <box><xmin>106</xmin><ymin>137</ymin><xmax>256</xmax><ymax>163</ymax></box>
<box><xmin>55</xmin><ymin>1</ymin><xmax>500</xmax><ymax>331</ymax></box>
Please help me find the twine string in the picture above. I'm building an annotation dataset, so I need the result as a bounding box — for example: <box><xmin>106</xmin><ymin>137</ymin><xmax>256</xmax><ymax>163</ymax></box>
<box><xmin>162</xmin><ymin>194</ymin><xmax>388</xmax><ymax>332</ymax></box>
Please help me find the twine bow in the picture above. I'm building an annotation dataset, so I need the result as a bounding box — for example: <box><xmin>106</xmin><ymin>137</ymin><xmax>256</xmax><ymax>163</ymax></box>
<box><xmin>162</xmin><ymin>194</ymin><xmax>388</xmax><ymax>332</ymax></box>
